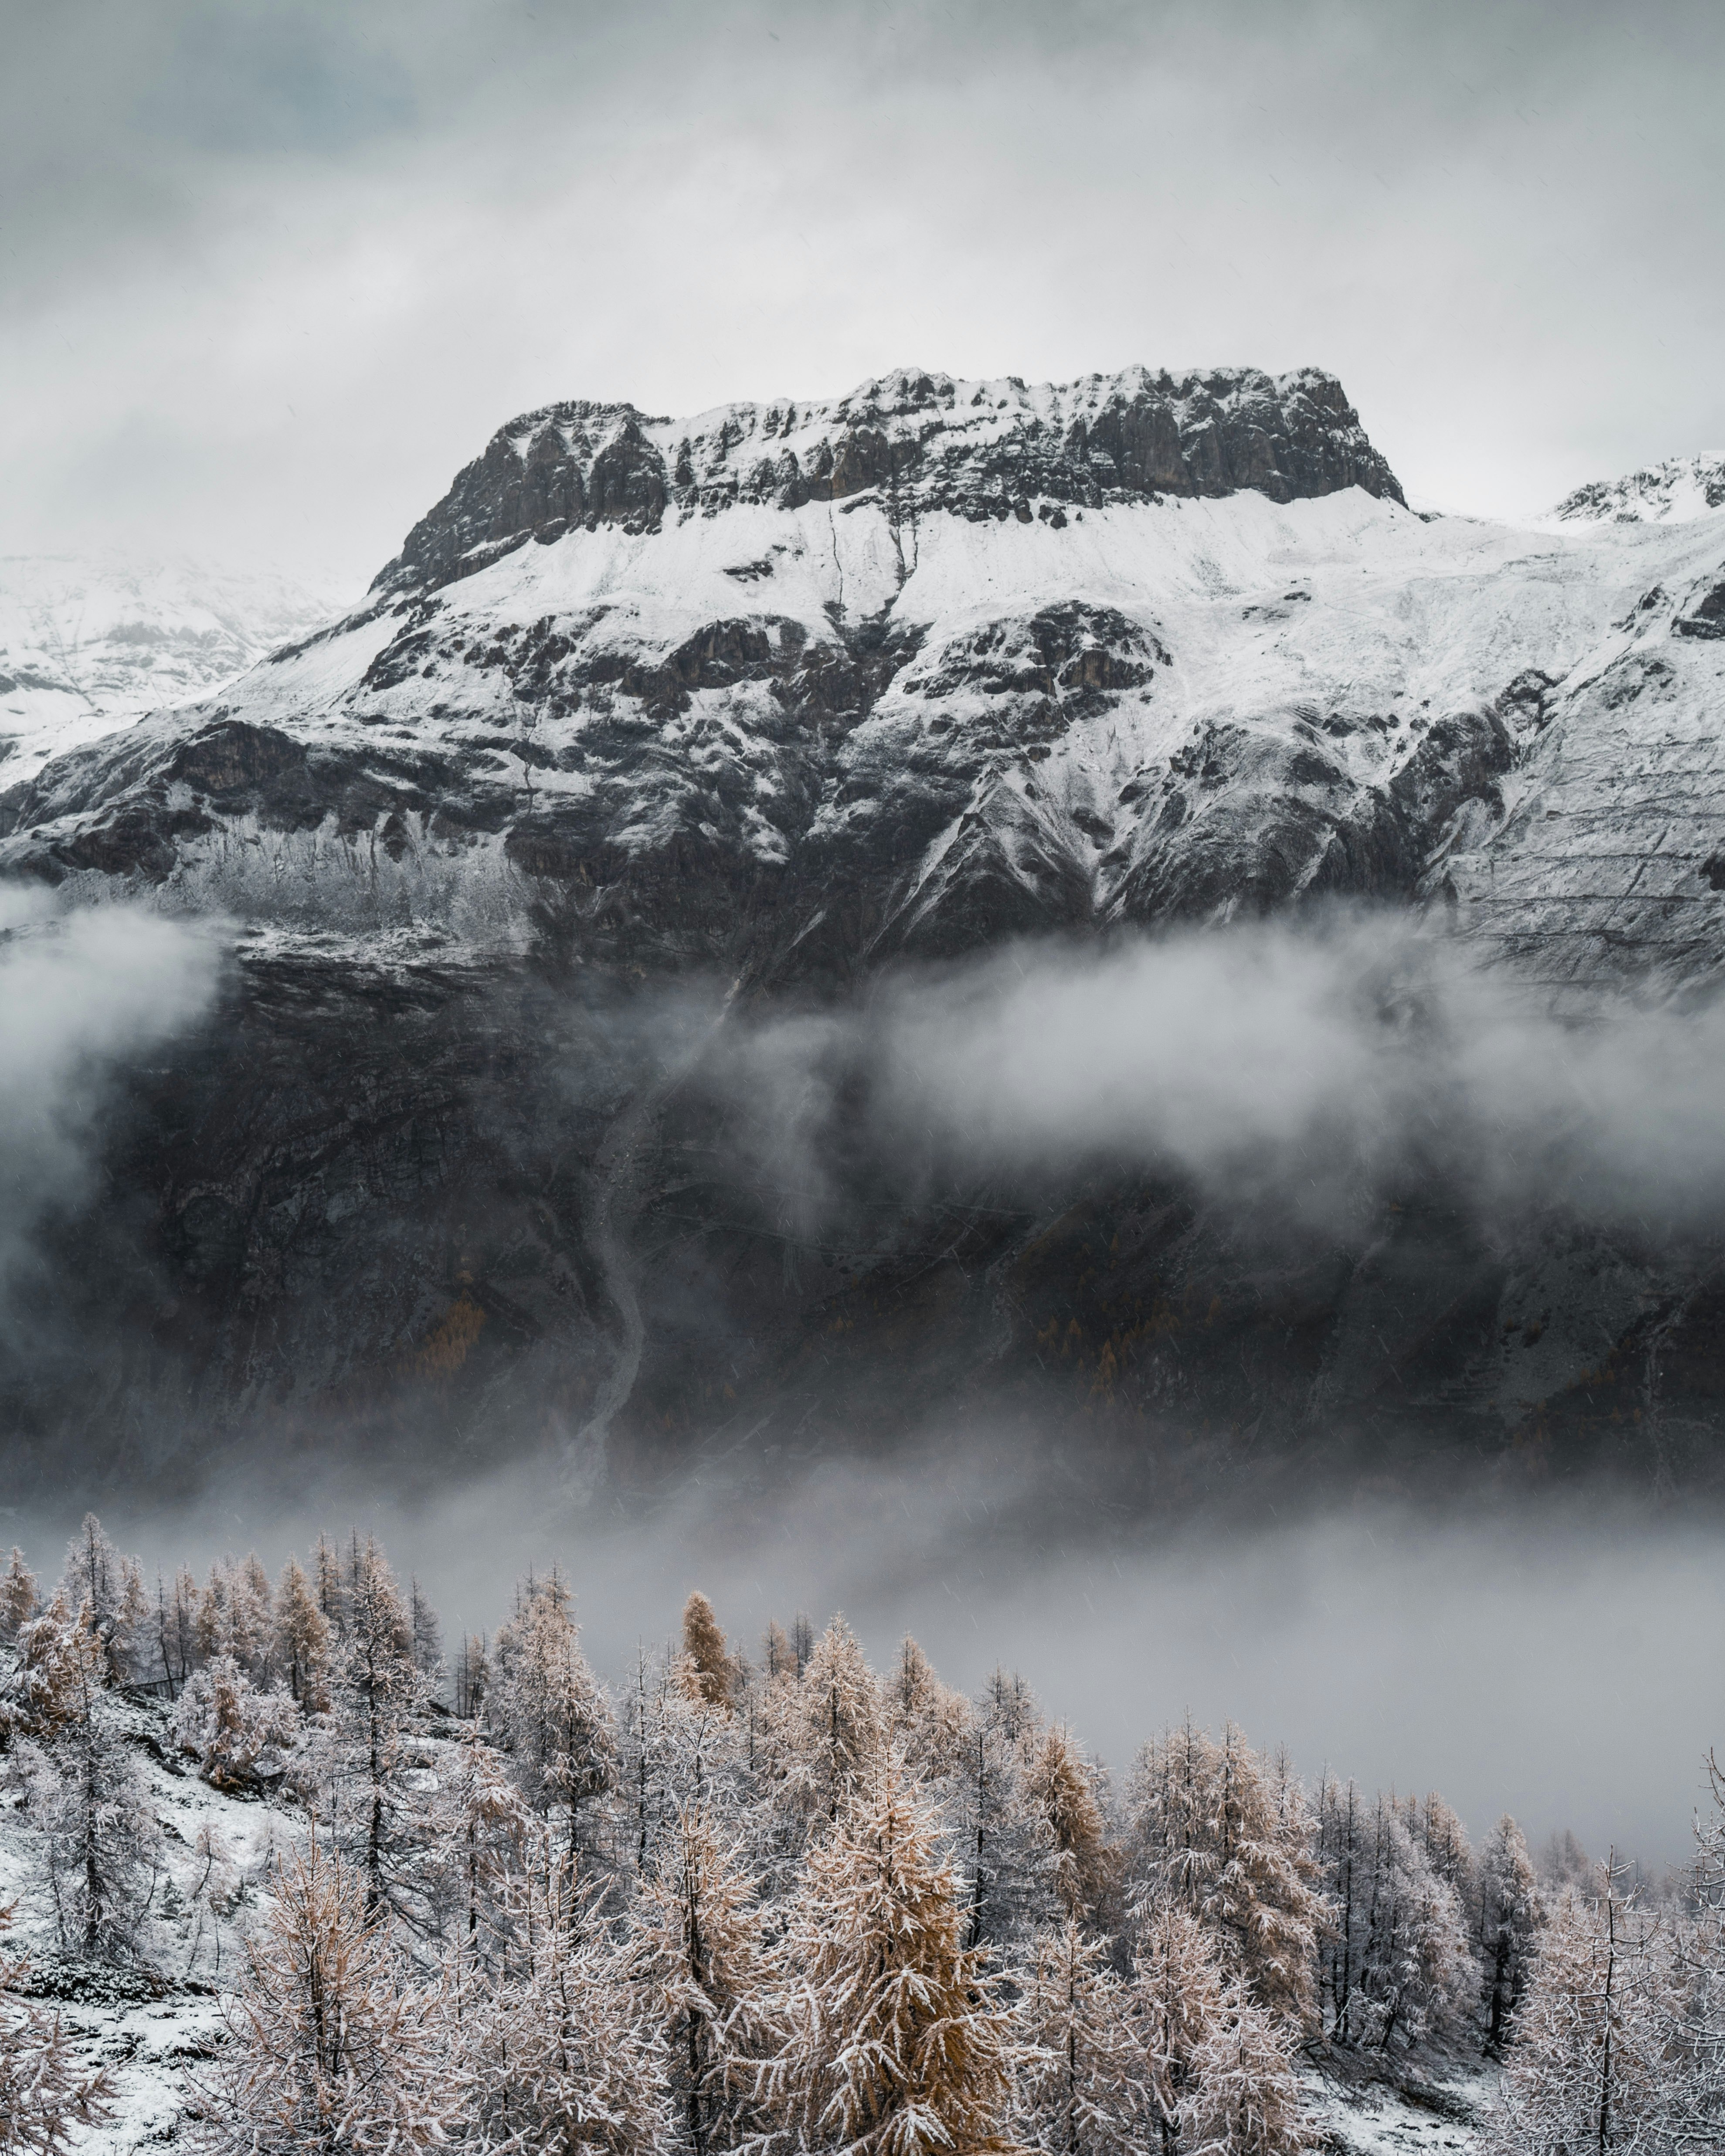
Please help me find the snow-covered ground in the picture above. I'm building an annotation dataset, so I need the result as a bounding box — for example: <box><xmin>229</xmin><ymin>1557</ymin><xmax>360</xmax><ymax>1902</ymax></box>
<box><xmin>1305</xmin><ymin>2061</ymin><xmax>1494</xmax><ymax>2155</ymax></box>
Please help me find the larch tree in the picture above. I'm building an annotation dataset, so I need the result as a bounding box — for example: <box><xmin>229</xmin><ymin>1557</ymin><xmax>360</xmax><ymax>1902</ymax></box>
<box><xmin>681</xmin><ymin>1590</ymin><xmax>737</xmax><ymax>1713</ymax></box>
<box><xmin>171</xmin><ymin>1655</ymin><xmax>301</xmax><ymax>1788</ymax></box>
<box><xmin>769</xmin><ymin>1614</ymin><xmax>885</xmax><ymax>1832</ymax></box>
<box><xmin>312</xmin><ymin>1535</ymin><xmax>349</xmax><ymax>1639</ymax></box>
<box><xmin>3</xmin><ymin>1591</ymin><xmax>90</xmax><ymax>1742</ymax></box>
<box><xmin>1352</xmin><ymin>1795</ymin><xmax>1476</xmax><ymax>2052</ymax></box>
<box><xmin>0</xmin><ymin>1549</ymin><xmax>37</xmax><ymax>1645</ymax></box>
<box><xmin>452</xmin><ymin>1838</ymin><xmax>665</xmax><ymax>2156</ymax></box>
<box><xmin>0</xmin><ymin>1901</ymin><xmax>112</xmax><ymax>2152</ymax></box>
<box><xmin>756</xmin><ymin>1755</ymin><xmax>1022</xmax><ymax>2156</ymax></box>
<box><xmin>1314</xmin><ymin>1772</ymin><xmax>1367</xmax><ymax>2042</ymax></box>
<box><xmin>889</xmin><ymin>1637</ymin><xmax>977</xmax><ymax>1784</ymax></box>
<box><xmin>438</xmin><ymin>1735</ymin><xmax>531</xmax><ymax>1979</ymax></box>
<box><xmin>1128</xmin><ymin>1902</ymin><xmax>1307</xmax><ymax>2156</ymax></box>
<box><xmin>1481</xmin><ymin>1867</ymin><xmax>1673</xmax><ymax>2156</ymax></box>
<box><xmin>317</xmin><ymin>1538</ymin><xmax>435</xmax><ymax>1928</ymax></box>
<box><xmin>1013</xmin><ymin>1917</ymin><xmax>1146</xmax><ymax>2156</ymax></box>
<box><xmin>271</xmin><ymin>1555</ymin><xmax>333</xmax><ymax>1712</ymax></box>
<box><xmin>22</xmin><ymin>1599</ymin><xmax>160</xmax><ymax>1962</ymax></box>
<box><xmin>57</xmin><ymin>1515</ymin><xmax>140</xmax><ymax>1687</ymax></box>
<box><xmin>953</xmin><ymin>1711</ymin><xmax>1057</xmax><ymax>1951</ymax></box>
<box><xmin>409</xmin><ymin>1576</ymin><xmax>445</xmax><ymax>1697</ymax></box>
<box><xmin>634</xmin><ymin>1801</ymin><xmax>774</xmax><ymax>2156</ymax></box>
<box><xmin>1022</xmin><ymin>1726</ymin><xmax>1111</xmax><ymax>1924</ymax></box>
<box><xmin>1477</xmin><ymin>1812</ymin><xmax>1542</xmax><ymax>2054</ymax></box>
<box><xmin>162</xmin><ymin>1566</ymin><xmax>201</xmax><ymax>1695</ymax></box>
<box><xmin>1129</xmin><ymin>1720</ymin><xmax>1324</xmax><ymax>2032</ymax></box>
<box><xmin>490</xmin><ymin>1572</ymin><xmax>615</xmax><ymax>1883</ymax></box>
<box><xmin>189</xmin><ymin>1840</ymin><xmax>458</xmax><ymax>2156</ymax></box>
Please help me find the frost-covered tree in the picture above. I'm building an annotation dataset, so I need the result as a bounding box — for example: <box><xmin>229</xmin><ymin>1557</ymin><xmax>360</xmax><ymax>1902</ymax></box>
<box><xmin>271</xmin><ymin>1555</ymin><xmax>332</xmax><ymax>1711</ymax></box>
<box><xmin>172</xmin><ymin>1656</ymin><xmax>300</xmax><ymax>1788</ymax></box>
<box><xmin>3</xmin><ymin>1591</ymin><xmax>92</xmax><ymax>1742</ymax></box>
<box><xmin>1023</xmin><ymin>1725</ymin><xmax>1111</xmax><ymax>1923</ymax></box>
<box><xmin>1128</xmin><ymin>1901</ymin><xmax>1307</xmax><ymax>2156</ymax></box>
<box><xmin>408</xmin><ymin>1576</ymin><xmax>445</xmax><ymax>1698</ymax></box>
<box><xmin>196</xmin><ymin>1555</ymin><xmax>273</xmax><ymax>1681</ymax></box>
<box><xmin>1130</xmin><ymin>1720</ymin><xmax>1324</xmax><ymax>2030</ymax></box>
<box><xmin>952</xmin><ymin>1703</ymin><xmax>1058</xmax><ymax>1950</ymax></box>
<box><xmin>635</xmin><ymin>1802</ymin><xmax>773</xmax><ymax>2155</ymax></box>
<box><xmin>490</xmin><ymin>1572</ymin><xmax>615</xmax><ymax>1880</ymax></box>
<box><xmin>316</xmin><ymin>1539</ymin><xmax>436</xmax><ymax>1928</ymax></box>
<box><xmin>617</xmin><ymin>1641</ymin><xmax>734</xmax><ymax>1881</ymax></box>
<box><xmin>1013</xmin><ymin>1918</ymin><xmax>1145</xmax><ymax>2156</ymax></box>
<box><xmin>454</xmin><ymin>1633</ymin><xmax>491</xmax><ymax>1721</ymax></box>
<box><xmin>1315</xmin><ymin>1772</ymin><xmax>1368</xmax><ymax>2042</ymax></box>
<box><xmin>0</xmin><ymin>1549</ymin><xmax>37</xmax><ymax>1646</ymax></box>
<box><xmin>57</xmin><ymin>1515</ymin><xmax>143</xmax><ymax>1686</ymax></box>
<box><xmin>22</xmin><ymin>1606</ymin><xmax>160</xmax><ymax>1962</ymax></box>
<box><xmin>189</xmin><ymin>1841</ymin><xmax>457</xmax><ymax>2155</ymax></box>
<box><xmin>1478</xmin><ymin>1812</ymin><xmax>1542</xmax><ymax>2054</ymax></box>
<box><xmin>311</xmin><ymin>1535</ymin><xmax>348</xmax><ymax>1637</ymax></box>
<box><xmin>1351</xmin><ymin>1796</ymin><xmax>1475</xmax><ymax>2052</ymax></box>
<box><xmin>755</xmin><ymin>1754</ymin><xmax>1021</xmax><ymax>2156</ymax></box>
<box><xmin>160</xmin><ymin>1565</ymin><xmax>201</xmax><ymax>1695</ymax></box>
<box><xmin>452</xmin><ymin>1840</ymin><xmax>665</xmax><ymax>2154</ymax></box>
<box><xmin>177</xmin><ymin>1820</ymin><xmax>241</xmax><ymax>1983</ymax></box>
<box><xmin>439</xmin><ymin>1736</ymin><xmax>530</xmax><ymax>1976</ymax></box>
<box><xmin>888</xmin><ymin>1636</ymin><xmax>976</xmax><ymax>1783</ymax></box>
<box><xmin>765</xmin><ymin>1614</ymin><xmax>884</xmax><ymax>1833</ymax></box>
<box><xmin>1481</xmin><ymin>1868</ymin><xmax>1673</xmax><ymax>2155</ymax></box>
<box><xmin>0</xmin><ymin>1900</ymin><xmax>112</xmax><ymax>2151</ymax></box>
<box><xmin>681</xmin><ymin>1590</ymin><xmax>736</xmax><ymax>1713</ymax></box>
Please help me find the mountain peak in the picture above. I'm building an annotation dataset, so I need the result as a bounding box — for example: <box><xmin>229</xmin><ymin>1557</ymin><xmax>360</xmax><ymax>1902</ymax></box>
<box><xmin>374</xmin><ymin>362</ymin><xmax>1404</xmax><ymax>597</ymax></box>
<box><xmin>1548</xmin><ymin>451</ymin><xmax>1725</xmax><ymax>526</ymax></box>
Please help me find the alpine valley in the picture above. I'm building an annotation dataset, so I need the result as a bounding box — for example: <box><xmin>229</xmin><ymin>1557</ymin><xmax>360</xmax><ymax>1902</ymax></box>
<box><xmin>6</xmin><ymin>365</ymin><xmax>1725</xmax><ymax>1505</ymax></box>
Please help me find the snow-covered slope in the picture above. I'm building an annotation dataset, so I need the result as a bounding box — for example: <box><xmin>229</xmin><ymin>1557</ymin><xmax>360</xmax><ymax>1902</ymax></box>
<box><xmin>0</xmin><ymin>554</ymin><xmax>344</xmax><ymax>788</ymax></box>
<box><xmin>3</xmin><ymin>367</ymin><xmax>1722</xmax><ymax>997</ymax></box>
<box><xmin>1548</xmin><ymin>452</ymin><xmax>1725</xmax><ymax>528</ymax></box>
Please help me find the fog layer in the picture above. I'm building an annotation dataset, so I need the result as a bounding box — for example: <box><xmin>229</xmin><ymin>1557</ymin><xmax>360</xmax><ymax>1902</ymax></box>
<box><xmin>713</xmin><ymin>913</ymin><xmax>1725</xmax><ymax>1237</ymax></box>
<box><xmin>0</xmin><ymin>895</ymin><xmax>220</xmax><ymax>1325</ymax></box>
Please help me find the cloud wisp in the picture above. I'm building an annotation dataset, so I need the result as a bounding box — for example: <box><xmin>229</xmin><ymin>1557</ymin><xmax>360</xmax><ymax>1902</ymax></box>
<box><xmin>707</xmin><ymin>909</ymin><xmax>1725</xmax><ymax>1241</ymax></box>
<box><xmin>0</xmin><ymin>893</ymin><xmax>221</xmax><ymax>1327</ymax></box>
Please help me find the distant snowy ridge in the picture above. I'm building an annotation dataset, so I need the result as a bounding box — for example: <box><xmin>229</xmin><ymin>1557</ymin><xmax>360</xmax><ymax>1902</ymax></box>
<box><xmin>1548</xmin><ymin>451</ymin><xmax>1725</xmax><ymax>527</ymax></box>
<box><xmin>0</xmin><ymin>555</ymin><xmax>344</xmax><ymax>787</ymax></box>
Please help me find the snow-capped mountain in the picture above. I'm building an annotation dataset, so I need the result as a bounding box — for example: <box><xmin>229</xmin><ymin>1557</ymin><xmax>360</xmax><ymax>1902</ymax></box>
<box><xmin>0</xmin><ymin>554</ymin><xmax>344</xmax><ymax>789</ymax></box>
<box><xmin>1548</xmin><ymin>451</ymin><xmax>1725</xmax><ymax>527</ymax></box>
<box><xmin>4</xmin><ymin>364</ymin><xmax>1725</xmax><ymax>1490</ymax></box>
<box><xmin>3</xmin><ymin>366</ymin><xmax>1722</xmax><ymax>1000</ymax></box>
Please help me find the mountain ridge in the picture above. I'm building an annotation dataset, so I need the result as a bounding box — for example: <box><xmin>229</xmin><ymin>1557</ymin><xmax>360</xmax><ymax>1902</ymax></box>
<box><xmin>3</xmin><ymin>369</ymin><xmax>1725</xmax><ymax>1494</ymax></box>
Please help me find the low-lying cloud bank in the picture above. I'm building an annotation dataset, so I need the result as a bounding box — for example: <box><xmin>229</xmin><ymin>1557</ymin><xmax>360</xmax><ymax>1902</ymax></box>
<box><xmin>709</xmin><ymin>910</ymin><xmax>1725</xmax><ymax>1238</ymax></box>
<box><xmin>0</xmin><ymin>890</ymin><xmax>220</xmax><ymax>1323</ymax></box>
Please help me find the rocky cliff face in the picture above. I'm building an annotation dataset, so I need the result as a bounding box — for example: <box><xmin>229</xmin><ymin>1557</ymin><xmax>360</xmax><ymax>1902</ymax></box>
<box><xmin>3</xmin><ymin>373</ymin><xmax>1724</xmax><ymax>1503</ymax></box>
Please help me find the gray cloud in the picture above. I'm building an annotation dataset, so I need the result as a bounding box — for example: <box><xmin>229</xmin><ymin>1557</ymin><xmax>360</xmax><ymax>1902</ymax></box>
<box><xmin>4</xmin><ymin>2</ymin><xmax>1724</xmax><ymax>587</ymax></box>
<box><xmin>709</xmin><ymin>911</ymin><xmax>1725</xmax><ymax>1241</ymax></box>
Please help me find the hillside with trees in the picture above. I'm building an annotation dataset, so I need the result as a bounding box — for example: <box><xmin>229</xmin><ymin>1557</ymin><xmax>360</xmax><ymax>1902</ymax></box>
<box><xmin>1</xmin><ymin>1518</ymin><xmax>1721</xmax><ymax>2153</ymax></box>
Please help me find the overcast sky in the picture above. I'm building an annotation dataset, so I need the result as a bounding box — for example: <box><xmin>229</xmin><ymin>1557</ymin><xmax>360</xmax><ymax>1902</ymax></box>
<box><xmin>5</xmin><ymin>0</ymin><xmax>1723</xmax><ymax>594</ymax></box>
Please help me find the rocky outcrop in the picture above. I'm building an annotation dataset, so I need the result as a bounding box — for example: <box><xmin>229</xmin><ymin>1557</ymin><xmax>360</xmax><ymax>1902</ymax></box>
<box><xmin>374</xmin><ymin>364</ymin><xmax>1405</xmax><ymax>596</ymax></box>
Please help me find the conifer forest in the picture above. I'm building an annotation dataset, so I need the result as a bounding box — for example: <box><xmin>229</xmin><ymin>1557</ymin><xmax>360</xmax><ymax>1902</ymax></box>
<box><xmin>2</xmin><ymin>1515</ymin><xmax>1722</xmax><ymax>2153</ymax></box>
